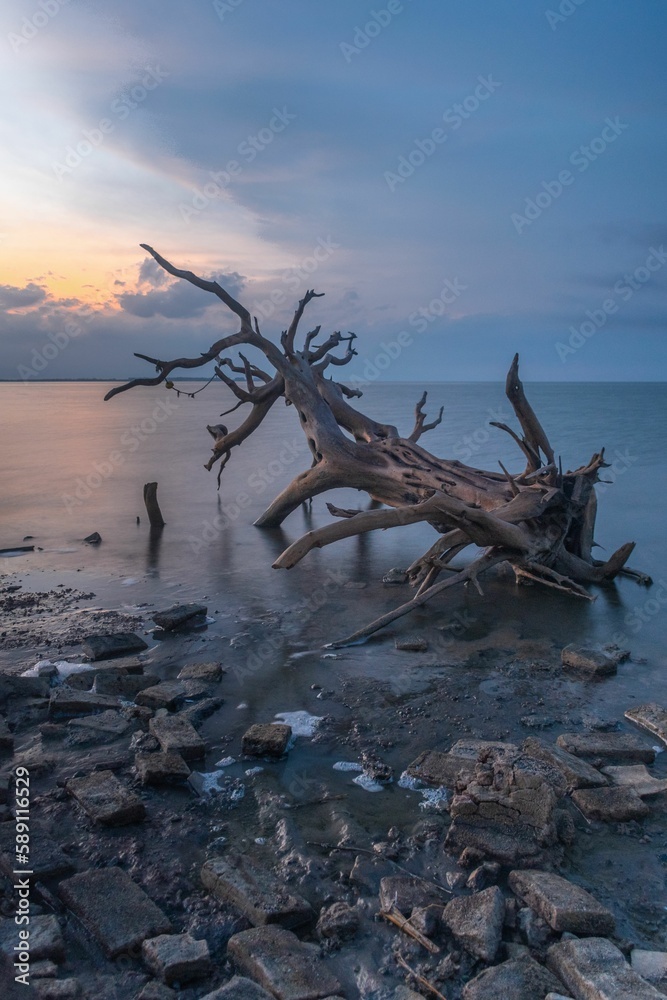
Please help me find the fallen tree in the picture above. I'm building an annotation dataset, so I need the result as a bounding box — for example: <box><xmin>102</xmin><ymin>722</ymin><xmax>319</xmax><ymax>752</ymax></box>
<box><xmin>105</xmin><ymin>245</ymin><xmax>651</xmax><ymax>645</ymax></box>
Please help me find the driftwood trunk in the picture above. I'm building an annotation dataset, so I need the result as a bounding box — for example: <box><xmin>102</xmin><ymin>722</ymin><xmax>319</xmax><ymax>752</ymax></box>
<box><xmin>105</xmin><ymin>244</ymin><xmax>651</xmax><ymax>644</ymax></box>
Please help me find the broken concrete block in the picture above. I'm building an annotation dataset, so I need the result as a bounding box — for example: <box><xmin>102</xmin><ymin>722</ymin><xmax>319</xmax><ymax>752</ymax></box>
<box><xmin>462</xmin><ymin>955</ymin><xmax>564</xmax><ymax>1000</ymax></box>
<box><xmin>556</xmin><ymin>732</ymin><xmax>656</xmax><ymax>764</ymax></box>
<box><xmin>601</xmin><ymin>764</ymin><xmax>667</xmax><ymax>797</ymax></box>
<box><xmin>443</xmin><ymin>886</ymin><xmax>505</xmax><ymax>962</ymax></box>
<box><xmin>201</xmin><ymin>855</ymin><xmax>313</xmax><ymax>929</ymax></box>
<box><xmin>136</xmin><ymin>679</ymin><xmax>208</xmax><ymax>710</ymax></box>
<box><xmin>625</xmin><ymin>703</ymin><xmax>667</xmax><ymax>747</ymax></box>
<box><xmin>631</xmin><ymin>950</ymin><xmax>667</xmax><ymax>983</ymax></box>
<box><xmin>0</xmin><ymin>913</ymin><xmax>65</xmax><ymax>962</ymax></box>
<box><xmin>81</xmin><ymin>633</ymin><xmax>148</xmax><ymax>660</ymax></box>
<box><xmin>59</xmin><ymin>867</ymin><xmax>171</xmax><ymax>957</ymax></box>
<box><xmin>227</xmin><ymin>925</ymin><xmax>341</xmax><ymax>1000</ymax></box>
<box><xmin>149</xmin><ymin>714</ymin><xmax>206</xmax><ymax>760</ymax></box>
<box><xmin>200</xmin><ymin>978</ymin><xmax>274</xmax><ymax>999</ymax></box>
<box><xmin>405</xmin><ymin>740</ymin><xmax>518</xmax><ymax>788</ymax></box>
<box><xmin>509</xmin><ymin>869</ymin><xmax>615</xmax><ymax>935</ymax></box>
<box><xmin>0</xmin><ymin>673</ymin><xmax>50</xmax><ymax>704</ymax></box>
<box><xmin>242</xmin><ymin>723</ymin><xmax>291</xmax><ymax>758</ymax></box>
<box><xmin>523</xmin><ymin>737</ymin><xmax>608</xmax><ymax>790</ymax></box>
<box><xmin>548</xmin><ymin>936</ymin><xmax>666</xmax><ymax>1000</ymax></box>
<box><xmin>66</xmin><ymin>769</ymin><xmax>145</xmax><ymax>825</ymax></box>
<box><xmin>142</xmin><ymin>932</ymin><xmax>211</xmax><ymax>984</ymax></box>
<box><xmin>571</xmin><ymin>785</ymin><xmax>650</xmax><ymax>821</ymax></box>
<box><xmin>0</xmin><ymin>829</ymin><xmax>73</xmax><ymax>880</ymax></box>
<box><xmin>561</xmin><ymin>644</ymin><xmax>617</xmax><ymax>677</ymax></box>
<box><xmin>48</xmin><ymin>688</ymin><xmax>120</xmax><ymax>719</ymax></box>
<box><xmin>67</xmin><ymin>710</ymin><xmax>131</xmax><ymax>737</ymax></box>
<box><xmin>153</xmin><ymin>603</ymin><xmax>207</xmax><ymax>630</ymax></box>
<box><xmin>94</xmin><ymin>670</ymin><xmax>159</xmax><ymax>697</ymax></box>
<box><xmin>177</xmin><ymin>662</ymin><xmax>224</xmax><ymax>682</ymax></box>
<box><xmin>135</xmin><ymin>751</ymin><xmax>191</xmax><ymax>785</ymax></box>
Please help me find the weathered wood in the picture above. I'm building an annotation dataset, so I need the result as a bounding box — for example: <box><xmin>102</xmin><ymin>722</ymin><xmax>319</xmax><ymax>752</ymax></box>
<box><xmin>143</xmin><ymin>482</ymin><xmax>165</xmax><ymax>529</ymax></box>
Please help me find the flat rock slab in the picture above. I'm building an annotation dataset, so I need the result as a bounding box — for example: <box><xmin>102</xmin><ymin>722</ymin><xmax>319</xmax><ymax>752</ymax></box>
<box><xmin>227</xmin><ymin>925</ymin><xmax>341</xmax><ymax>1000</ymax></box>
<box><xmin>178</xmin><ymin>662</ymin><xmax>224</xmax><ymax>682</ymax></box>
<box><xmin>0</xmin><ymin>674</ymin><xmax>51</xmax><ymax>703</ymax></box>
<box><xmin>94</xmin><ymin>671</ymin><xmax>159</xmax><ymax>697</ymax></box>
<box><xmin>142</xmin><ymin>933</ymin><xmax>211</xmax><ymax>984</ymax></box>
<box><xmin>135</xmin><ymin>751</ymin><xmax>191</xmax><ymax>785</ymax></box>
<box><xmin>49</xmin><ymin>688</ymin><xmax>120</xmax><ymax>719</ymax></box>
<box><xmin>509</xmin><ymin>869</ymin><xmax>615</xmax><ymax>935</ymax></box>
<box><xmin>153</xmin><ymin>604</ymin><xmax>208</xmax><ymax>630</ymax></box>
<box><xmin>149</xmin><ymin>714</ymin><xmax>206</xmax><ymax>760</ymax></box>
<box><xmin>446</xmin><ymin>817</ymin><xmax>544</xmax><ymax>865</ymax></box>
<box><xmin>571</xmin><ymin>785</ymin><xmax>650</xmax><ymax>821</ymax></box>
<box><xmin>548</xmin><ymin>936</ymin><xmax>667</xmax><ymax>1000</ymax></box>
<box><xmin>59</xmin><ymin>867</ymin><xmax>171</xmax><ymax>957</ymax></box>
<box><xmin>602</xmin><ymin>764</ymin><xmax>667</xmax><ymax>797</ymax></box>
<box><xmin>378</xmin><ymin>876</ymin><xmax>443</xmax><ymax>916</ymax></box>
<box><xmin>556</xmin><ymin>732</ymin><xmax>656</xmax><ymax>764</ymax></box>
<box><xmin>242</xmin><ymin>723</ymin><xmax>292</xmax><ymax>758</ymax></box>
<box><xmin>443</xmin><ymin>885</ymin><xmax>505</xmax><ymax>962</ymax></box>
<box><xmin>523</xmin><ymin>737</ymin><xmax>608</xmax><ymax>790</ymax></box>
<box><xmin>67</xmin><ymin>710</ymin><xmax>131</xmax><ymax>736</ymax></box>
<box><xmin>561</xmin><ymin>644</ymin><xmax>617</xmax><ymax>677</ymax></box>
<box><xmin>200</xmin><ymin>976</ymin><xmax>275</xmax><ymax>999</ymax></box>
<box><xmin>82</xmin><ymin>633</ymin><xmax>149</xmax><ymax>660</ymax></box>
<box><xmin>626</xmin><ymin>703</ymin><xmax>667</xmax><ymax>747</ymax></box>
<box><xmin>201</xmin><ymin>855</ymin><xmax>313</xmax><ymax>929</ymax></box>
<box><xmin>632</xmin><ymin>951</ymin><xmax>667</xmax><ymax>983</ymax></box>
<box><xmin>463</xmin><ymin>955</ymin><xmax>564</xmax><ymax>1000</ymax></box>
<box><xmin>406</xmin><ymin>740</ymin><xmax>517</xmax><ymax>788</ymax></box>
<box><xmin>136</xmin><ymin>680</ymin><xmax>207</xmax><ymax>710</ymax></box>
<box><xmin>66</xmin><ymin>769</ymin><xmax>146</xmax><ymax>825</ymax></box>
<box><xmin>0</xmin><ymin>913</ymin><xmax>65</xmax><ymax>962</ymax></box>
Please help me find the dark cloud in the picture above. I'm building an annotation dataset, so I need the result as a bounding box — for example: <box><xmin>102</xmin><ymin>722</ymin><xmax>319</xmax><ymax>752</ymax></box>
<box><xmin>117</xmin><ymin>271</ymin><xmax>246</xmax><ymax>319</ymax></box>
<box><xmin>0</xmin><ymin>282</ymin><xmax>47</xmax><ymax>310</ymax></box>
<box><xmin>138</xmin><ymin>258</ymin><xmax>169</xmax><ymax>287</ymax></box>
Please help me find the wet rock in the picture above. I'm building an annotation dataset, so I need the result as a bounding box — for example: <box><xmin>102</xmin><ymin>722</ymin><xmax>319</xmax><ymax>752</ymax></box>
<box><xmin>410</xmin><ymin>904</ymin><xmax>441</xmax><ymax>938</ymax></box>
<box><xmin>442</xmin><ymin>885</ymin><xmax>505</xmax><ymax>962</ymax></box>
<box><xmin>509</xmin><ymin>869</ymin><xmax>615</xmax><ymax>935</ymax></box>
<box><xmin>59</xmin><ymin>867</ymin><xmax>171</xmax><ymax>957</ymax></box>
<box><xmin>48</xmin><ymin>688</ymin><xmax>120</xmax><ymax>719</ymax></box>
<box><xmin>517</xmin><ymin>906</ymin><xmax>555</xmax><ymax>951</ymax></box>
<box><xmin>316</xmin><ymin>902</ymin><xmax>359</xmax><ymax>942</ymax></box>
<box><xmin>227</xmin><ymin>925</ymin><xmax>341</xmax><ymax>1000</ymax></box>
<box><xmin>201</xmin><ymin>855</ymin><xmax>313</xmax><ymax>929</ymax></box>
<box><xmin>142</xmin><ymin>932</ymin><xmax>212</xmax><ymax>984</ymax></box>
<box><xmin>547</xmin><ymin>936</ymin><xmax>666</xmax><ymax>1000</ymax></box>
<box><xmin>406</xmin><ymin>740</ymin><xmax>517</xmax><ymax>788</ymax></box>
<box><xmin>571</xmin><ymin>785</ymin><xmax>650</xmax><ymax>821</ymax></box>
<box><xmin>32</xmin><ymin>979</ymin><xmax>82</xmax><ymax>998</ymax></box>
<box><xmin>135</xmin><ymin>751</ymin><xmax>191</xmax><ymax>785</ymax></box>
<box><xmin>462</xmin><ymin>955</ymin><xmax>564</xmax><ymax>1000</ymax></box>
<box><xmin>379</xmin><ymin>876</ymin><xmax>442</xmax><ymax>916</ymax></box>
<box><xmin>200</xmin><ymin>977</ymin><xmax>274</xmax><ymax>999</ymax></box>
<box><xmin>82</xmin><ymin>632</ymin><xmax>149</xmax><ymax>660</ymax></box>
<box><xmin>349</xmin><ymin>854</ymin><xmax>396</xmax><ymax>893</ymax></box>
<box><xmin>625</xmin><ymin>703</ymin><xmax>667</xmax><ymax>747</ymax></box>
<box><xmin>60</xmin><ymin>668</ymin><xmax>98</xmax><ymax>690</ymax></box>
<box><xmin>66</xmin><ymin>769</ymin><xmax>146</xmax><ymax>825</ymax></box>
<box><xmin>242</xmin><ymin>723</ymin><xmax>292</xmax><ymax>758</ymax></box>
<box><xmin>0</xmin><ymin>673</ymin><xmax>50</xmax><ymax>704</ymax></box>
<box><xmin>150</xmin><ymin>713</ymin><xmax>206</xmax><ymax>760</ymax></box>
<box><xmin>466</xmin><ymin>861</ymin><xmax>501</xmax><ymax>892</ymax></box>
<box><xmin>0</xmin><ymin>717</ymin><xmax>13</xmax><ymax>752</ymax></box>
<box><xmin>561</xmin><ymin>644</ymin><xmax>617</xmax><ymax>677</ymax></box>
<box><xmin>152</xmin><ymin>604</ymin><xmax>208</xmax><ymax>630</ymax></box>
<box><xmin>395</xmin><ymin>636</ymin><xmax>429</xmax><ymax>652</ymax></box>
<box><xmin>136</xmin><ymin>679</ymin><xmax>208</xmax><ymax>710</ymax></box>
<box><xmin>522</xmin><ymin>737</ymin><xmax>608</xmax><ymax>791</ymax></box>
<box><xmin>138</xmin><ymin>984</ymin><xmax>177</xmax><ymax>1000</ymax></box>
<box><xmin>631</xmin><ymin>950</ymin><xmax>667</xmax><ymax>983</ymax></box>
<box><xmin>556</xmin><ymin>731</ymin><xmax>655</xmax><ymax>765</ymax></box>
<box><xmin>31</xmin><ymin>959</ymin><xmax>59</xmax><ymax>978</ymax></box>
<box><xmin>602</xmin><ymin>764</ymin><xmax>667</xmax><ymax>796</ymax></box>
<box><xmin>0</xmin><ymin>913</ymin><xmax>64</xmax><ymax>962</ymax></box>
<box><xmin>67</xmin><ymin>710</ymin><xmax>131</xmax><ymax>738</ymax></box>
<box><xmin>0</xmin><ymin>829</ymin><xmax>74</xmax><ymax>880</ymax></box>
<box><xmin>180</xmin><ymin>696</ymin><xmax>225</xmax><ymax>728</ymax></box>
<box><xmin>94</xmin><ymin>670</ymin><xmax>159</xmax><ymax>697</ymax></box>
<box><xmin>84</xmin><ymin>532</ymin><xmax>102</xmax><ymax>544</ymax></box>
<box><xmin>178</xmin><ymin>661</ymin><xmax>224</xmax><ymax>682</ymax></box>
<box><xmin>383</xmin><ymin>567</ymin><xmax>407</xmax><ymax>585</ymax></box>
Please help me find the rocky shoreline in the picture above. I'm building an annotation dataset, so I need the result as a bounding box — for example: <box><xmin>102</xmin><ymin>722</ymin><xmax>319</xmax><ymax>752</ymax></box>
<box><xmin>1</xmin><ymin>574</ymin><xmax>667</xmax><ymax>999</ymax></box>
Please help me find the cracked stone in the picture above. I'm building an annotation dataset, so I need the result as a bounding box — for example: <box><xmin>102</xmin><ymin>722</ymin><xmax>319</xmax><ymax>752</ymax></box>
<box><xmin>242</xmin><ymin>723</ymin><xmax>291</xmax><ymax>758</ymax></box>
<box><xmin>556</xmin><ymin>732</ymin><xmax>655</xmax><ymax>765</ymax></box>
<box><xmin>201</xmin><ymin>855</ymin><xmax>313</xmax><ymax>929</ymax></box>
<box><xmin>509</xmin><ymin>869</ymin><xmax>615</xmax><ymax>935</ymax></box>
<box><xmin>66</xmin><ymin>769</ymin><xmax>145</xmax><ymax>825</ymax></box>
<box><xmin>149</xmin><ymin>714</ymin><xmax>206</xmax><ymax>760</ymax></box>
<box><xmin>571</xmin><ymin>785</ymin><xmax>650</xmax><ymax>822</ymax></box>
<box><xmin>442</xmin><ymin>885</ymin><xmax>505</xmax><ymax>962</ymax></box>
<box><xmin>227</xmin><ymin>925</ymin><xmax>341</xmax><ymax>1000</ymax></box>
<box><xmin>142</xmin><ymin>932</ymin><xmax>211</xmax><ymax>985</ymax></box>
<box><xmin>547</xmin><ymin>936</ymin><xmax>667</xmax><ymax>1000</ymax></box>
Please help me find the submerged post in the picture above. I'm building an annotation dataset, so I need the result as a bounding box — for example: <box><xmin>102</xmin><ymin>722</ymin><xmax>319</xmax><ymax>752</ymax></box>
<box><xmin>143</xmin><ymin>482</ymin><xmax>165</xmax><ymax>529</ymax></box>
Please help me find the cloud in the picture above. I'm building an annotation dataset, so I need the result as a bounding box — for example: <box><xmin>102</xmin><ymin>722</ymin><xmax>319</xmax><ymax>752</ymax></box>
<box><xmin>117</xmin><ymin>270</ymin><xmax>246</xmax><ymax>319</ymax></box>
<box><xmin>0</xmin><ymin>282</ymin><xmax>47</xmax><ymax>310</ymax></box>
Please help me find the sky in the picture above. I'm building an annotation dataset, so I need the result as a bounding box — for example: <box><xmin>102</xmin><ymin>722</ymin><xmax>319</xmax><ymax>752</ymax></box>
<box><xmin>0</xmin><ymin>0</ymin><xmax>666</xmax><ymax>383</ymax></box>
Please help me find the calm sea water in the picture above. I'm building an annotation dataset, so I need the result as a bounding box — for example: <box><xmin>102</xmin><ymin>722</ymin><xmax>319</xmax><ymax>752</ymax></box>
<box><xmin>1</xmin><ymin>380</ymin><xmax>666</xmax><ymax>675</ymax></box>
